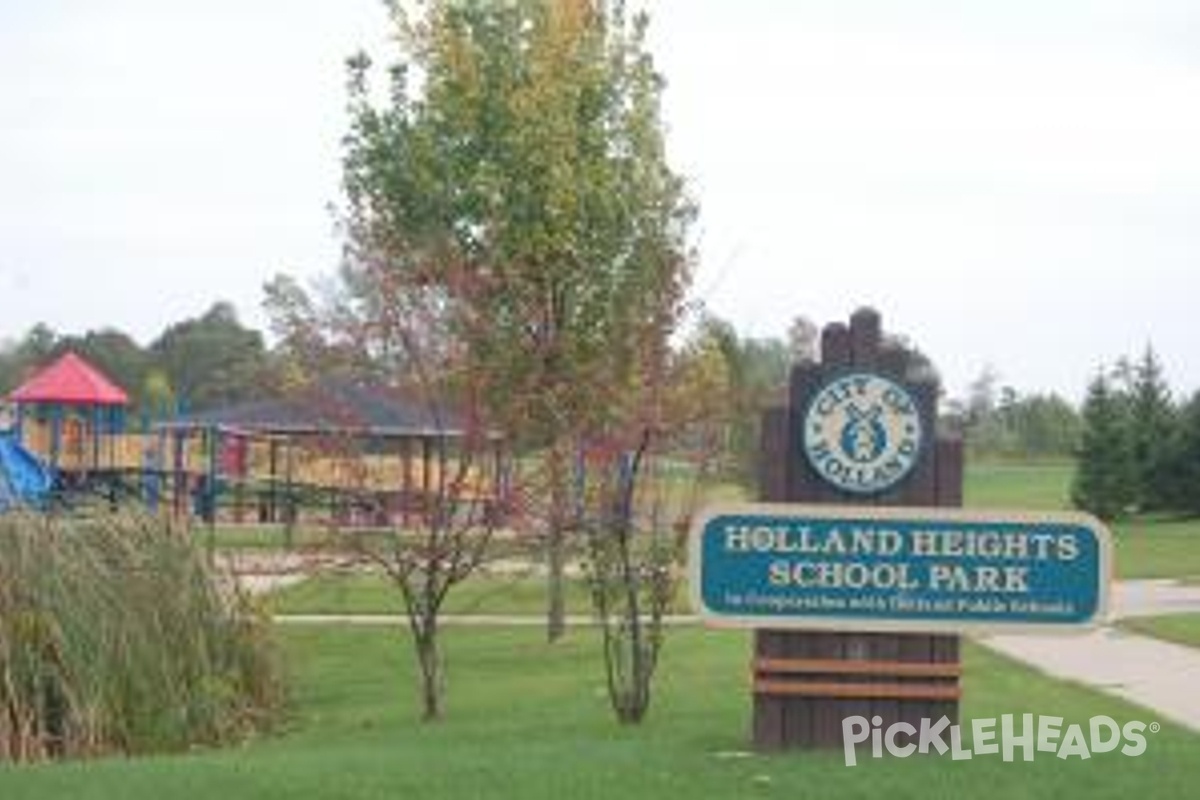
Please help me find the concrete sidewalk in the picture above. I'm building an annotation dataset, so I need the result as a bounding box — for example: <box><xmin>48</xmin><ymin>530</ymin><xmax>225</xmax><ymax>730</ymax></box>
<box><xmin>978</xmin><ymin>627</ymin><xmax>1200</xmax><ymax>732</ymax></box>
<box><xmin>1109</xmin><ymin>578</ymin><xmax>1200</xmax><ymax>618</ymax></box>
<box><xmin>274</xmin><ymin>613</ymin><xmax>701</xmax><ymax>627</ymax></box>
<box><xmin>977</xmin><ymin>578</ymin><xmax>1200</xmax><ymax>732</ymax></box>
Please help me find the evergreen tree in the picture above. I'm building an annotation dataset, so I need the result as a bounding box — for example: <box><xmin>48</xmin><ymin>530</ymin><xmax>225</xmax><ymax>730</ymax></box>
<box><xmin>1166</xmin><ymin>391</ymin><xmax>1200</xmax><ymax>515</ymax></box>
<box><xmin>1128</xmin><ymin>347</ymin><xmax>1177</xmax><ymax>511</ymax></box>
<box><xmin>1071</xmin><ymin>371</ymin><xmax>1137</xmax><ymax>520</ymax></box>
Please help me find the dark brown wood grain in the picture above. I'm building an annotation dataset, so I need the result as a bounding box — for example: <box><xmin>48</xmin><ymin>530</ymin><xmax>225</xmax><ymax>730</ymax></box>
<box><xmin>759</xmin><ymin>407</ymin><xmax>791</xmax><ymax>505</ymax></box>
<box><xmin>751</xmin><ymin>308</ymin><xmax>962</xmax><ymax>750</ymax></box>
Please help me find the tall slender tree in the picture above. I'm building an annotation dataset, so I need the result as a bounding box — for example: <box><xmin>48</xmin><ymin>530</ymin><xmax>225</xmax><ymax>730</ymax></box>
<box><xmin>1072</xmin><ymin>371</ymin><xmax>1136</xmax><ymax>520</ymax></box>
<box><xmin>340</xmin><ymin>0</ymin><xmax>695</xmax><ymax>641</ymax></box>
<box><xmin>1128</xmin><ymin>347</ymin><xmax>1176</xmax><ymax>511</ymax></box>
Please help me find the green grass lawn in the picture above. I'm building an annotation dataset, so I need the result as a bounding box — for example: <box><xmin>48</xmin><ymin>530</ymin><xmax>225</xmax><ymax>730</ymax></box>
<box><xmin>269</xmin><ymin>572</ymin><xmax>604</xmax><ymax>616</ymax></box>
<box><xmin>1118</xmin><ymin>612</ymin><xmax>1200</xmax><ymax>649</ymax></box>
<box><xmin>1108</xmin><ymin>517</ymin><xmax>1200</xmax><ymax>581</ymax></box>
<box><xmin>963</xmin><ymin>460</ymin><xmax>1075</xmax><ymax>511</ymax></box>
<box><xmin>193</xmin><ymin>523</ymin><xmax>336</xmax><ymax>552</ymax></box>
<box><xmin>1</xmin><ymin>626</ymin><xmax>1195</xmax><ymax>799</ymax></box>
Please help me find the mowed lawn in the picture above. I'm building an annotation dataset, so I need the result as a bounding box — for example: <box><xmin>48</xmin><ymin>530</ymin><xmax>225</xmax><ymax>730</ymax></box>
<box><xmin>270</xmin><ymin>572</ymin><xmax>604</xmax><ymax>616</ymax></box>
<box><xmin>963</xmin><ymin>460</ymin><xmax>1076</xmax><ymax>511</ymax></box>
<box><xmin>2</xmin><ymin>626</ymin><xmax>1196</xmax><ymax>800</ymax></box>
<box><xmin>1119</xmin><ymin>612</ymin><xmax>1200</xmax><ymax>649</ymax></box>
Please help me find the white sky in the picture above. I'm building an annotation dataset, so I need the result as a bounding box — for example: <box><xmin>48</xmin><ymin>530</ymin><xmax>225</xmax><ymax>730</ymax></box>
<box><xmin>2</xmin><ymin>1</ymin><xmax>1199</xmax><ymax>402</ymax></box>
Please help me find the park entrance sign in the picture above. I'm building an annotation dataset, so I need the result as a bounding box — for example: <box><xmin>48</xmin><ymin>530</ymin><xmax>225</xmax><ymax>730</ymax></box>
<box><xmin>704</xmin><ymin>307</ymin><xmax>1115</xmax><ymax>751</ymax></box>
<box><xmin>691</xmin><ymin>504</ymin><xmax>1111</xmax><ymax>633</ymax></box>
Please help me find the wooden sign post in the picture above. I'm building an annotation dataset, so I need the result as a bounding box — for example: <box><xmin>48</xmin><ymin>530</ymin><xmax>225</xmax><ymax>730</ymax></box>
<box><xmin>754</xmin><ymin>307</ymin><xmax>962</xmax><ymax>750</ymax></box>
<box><xmin>690</xmin><ymin>308</ymin><xmax>1111</xmax><ymax>751</ymax></box>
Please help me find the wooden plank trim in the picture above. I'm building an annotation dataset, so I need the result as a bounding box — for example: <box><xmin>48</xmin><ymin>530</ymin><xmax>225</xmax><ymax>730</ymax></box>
<box><xmin>753</xmin><ymin>680</ymin><xmax>962</xmax><ymax>701</ymax></box>
<box><xmin>754</xmin><ymin>658</ymin><xmax>962</xmax><ymax>678</ymax></box>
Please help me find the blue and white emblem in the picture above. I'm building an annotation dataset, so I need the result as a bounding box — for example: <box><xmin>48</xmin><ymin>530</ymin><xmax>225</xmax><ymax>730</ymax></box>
<box><xmin>802</xmin><ymin>372</ymin><xmax>923</xmax><ymax>495</ymax></box>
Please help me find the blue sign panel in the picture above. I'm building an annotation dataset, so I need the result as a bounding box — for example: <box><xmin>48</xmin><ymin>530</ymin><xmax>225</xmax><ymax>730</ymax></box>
<box><xmin>690</xmin><ymin>504</ymin><xmax>1111</xmax><ymax>631</ymax></box>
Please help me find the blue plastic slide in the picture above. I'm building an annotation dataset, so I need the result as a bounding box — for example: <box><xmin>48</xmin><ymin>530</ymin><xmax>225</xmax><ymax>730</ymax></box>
<box><xmin>0</xmin><ymin>430</ymin><xmax>53</xmax><ymax>511</ymax></box>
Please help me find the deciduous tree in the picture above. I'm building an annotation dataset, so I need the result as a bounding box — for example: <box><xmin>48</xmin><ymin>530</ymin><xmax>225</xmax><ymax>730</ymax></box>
<box><xmin>340</xmin><ymin>0</ymin><xmax>695</xmax><ymax>641</ymax></box>
<box><xmin>150</xmin><ymin>302</ymin><xmax>268</xmax><ymax>411</ymax></box>
<box><xmin>263</xmin><ymin>262</ymin><xmax>510</xmax><ymax>723</ymax></box>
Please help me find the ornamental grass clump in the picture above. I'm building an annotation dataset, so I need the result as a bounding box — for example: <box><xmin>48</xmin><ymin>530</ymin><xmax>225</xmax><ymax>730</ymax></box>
<box><xmin>0</xmin><ymin>510</ymin><xmax>283</xmax><ymax>763</ymax></box>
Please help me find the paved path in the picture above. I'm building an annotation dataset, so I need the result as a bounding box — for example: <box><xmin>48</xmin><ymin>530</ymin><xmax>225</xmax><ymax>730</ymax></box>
<box><xmin>977</xmin><ymin>579</ymin><xmax>1200</xmax><ymax>732</ymax></box>
<box><xmin>979</xmin><ymin>626</ymin><xmax>1200</xmax><ymax>732</ymax></box>
<box><xmin>274</xmin><ymin>614</ymin><xmax>701</xmax><ymax>627</ymax></box>
<box><xmin>1108</xmin><ymin>578</ymin><xmax>1200</xmax><ymax>618</ymax></box>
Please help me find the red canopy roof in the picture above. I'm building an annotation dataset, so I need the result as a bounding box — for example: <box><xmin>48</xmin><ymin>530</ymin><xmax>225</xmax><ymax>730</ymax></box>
<box><xmin>8</xmin><ymin>351</ymin><xmax>130</xmax><ymax>406</ymax></box>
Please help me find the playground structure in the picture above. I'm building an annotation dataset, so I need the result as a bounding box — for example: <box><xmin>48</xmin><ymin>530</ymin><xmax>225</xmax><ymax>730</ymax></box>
<box><xmin>1</xmin><ymin>352</ymin><xmax>503</xmax><ymax>525</ymax></box>
<box><xmin>0</xmin><ymin>430</ymin><xmax>53</xmax><ymax>512</ymax></box>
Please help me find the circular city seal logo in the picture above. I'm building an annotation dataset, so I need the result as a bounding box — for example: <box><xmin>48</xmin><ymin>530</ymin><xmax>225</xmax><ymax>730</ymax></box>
<box><xmin>802</xmin><ymin>371</ymin><xmax>923</xmax><ymax>495</ymax></box>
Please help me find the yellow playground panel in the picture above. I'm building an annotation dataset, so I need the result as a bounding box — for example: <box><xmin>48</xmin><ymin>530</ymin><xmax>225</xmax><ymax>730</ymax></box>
<box><xmin>20</xmin><ymin>422</ymin><xmax>208</xmax><ymax>474</ymax></box>
<box><xmin>241</xmin><ymin>435</ymin><xmax>493</xmax><ymax>496</ymax></box>
<box><xmin>286</xmin><ymin>450</ymin><xmax>490</xmax><ymax>497</ymax></box>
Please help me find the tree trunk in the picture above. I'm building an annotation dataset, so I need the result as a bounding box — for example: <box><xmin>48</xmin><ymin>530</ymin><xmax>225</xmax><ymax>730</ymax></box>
<box><xmin>413</xmin><ymin>617</ymin><xmax>443</xmax><ymax>722</ymax></box>
<box><xmin>546</xmin><ymin>523</ymin><xmax>567</xmax><ymax>642</ymax></box>
<box><xmin>545</xmin><ymin>441</ymin><xmax>570</xmax><ymax>642</ymax></box>
<box><xmin>596</xmin><ymin>433</ymin><xmax>659</xmax><ymax>724</ymax></box>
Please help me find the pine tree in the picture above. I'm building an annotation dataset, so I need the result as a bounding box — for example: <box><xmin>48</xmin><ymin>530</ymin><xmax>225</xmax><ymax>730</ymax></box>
<box><xmin>1167</xmin><ymin>392</ymin><xmax>1200</xmax><ymax>515</ymax></box>
<box><xmin>1128</xmin><ymin>347</ymin><xmax>1177</xmax><ymax>512</ymax></box>
<box><xmin>1072</xmin><ymin>371</ymin><xmax>1137</xmax><ymax>520</ymax></box>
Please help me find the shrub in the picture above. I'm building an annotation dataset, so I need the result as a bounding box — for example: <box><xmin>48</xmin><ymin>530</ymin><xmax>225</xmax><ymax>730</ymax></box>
<box><xmin>0</xmin><ymin>510</ymin><xmax>283</xmax><ymax>762</ymax></box>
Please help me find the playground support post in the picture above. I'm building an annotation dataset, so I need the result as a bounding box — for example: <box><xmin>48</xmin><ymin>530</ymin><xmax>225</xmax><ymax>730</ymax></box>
<box><xmin>283</xmin><ymin>439</ymin><xmax>295</xmax><ymax>550</ymax></box>
<box><xmin>205</xmin><ymin>426</ymin><xmax>218</xmax><ymax>563</ymax></box>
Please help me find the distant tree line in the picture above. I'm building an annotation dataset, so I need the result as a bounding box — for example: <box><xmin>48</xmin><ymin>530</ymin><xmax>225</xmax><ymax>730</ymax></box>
<box><xmin>1072</xmin><ymin>348</ymin><xmax>1200</xmax><ymax>520</ymax></box>
<box><xmin>941</xmin><ymin>367</ymin><xmax>1081</xmax><ymax>460</ymax></box>
<box><xmin>0</xmin><ymin>301</ymin><xmax>272</xmax><ymax>420</ymax></box>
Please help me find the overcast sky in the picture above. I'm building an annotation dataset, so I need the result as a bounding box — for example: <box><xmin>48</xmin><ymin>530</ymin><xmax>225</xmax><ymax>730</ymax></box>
<box><xmin>2</xmin><ymin>1</ymin><xmax>1198</xmax><ymax>402</ymax></box>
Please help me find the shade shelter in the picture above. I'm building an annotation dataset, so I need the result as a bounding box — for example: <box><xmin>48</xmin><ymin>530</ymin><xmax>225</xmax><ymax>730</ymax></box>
<box><xmin>7</xmin><ymin>351</ymin><xmax>130</xmax><ymax>472</ymax></box>
<box><xmin>158</xmin><ymin>380</ymin><xmax>503</xmax><ymax>526</ymax></box>
<box><xmin>165</xmin><ymin>380</ymin><xmax>469</xmax><ymax>440</ymax></box>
